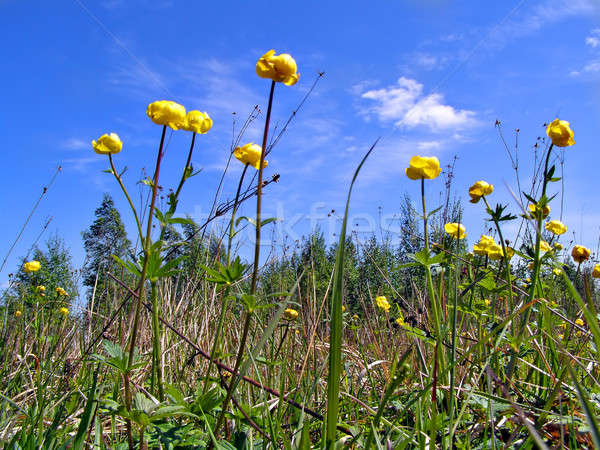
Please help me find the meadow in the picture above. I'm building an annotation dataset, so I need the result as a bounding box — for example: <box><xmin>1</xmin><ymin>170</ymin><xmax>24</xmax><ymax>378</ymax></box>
<box><xmin>1</xmin><ymin>49</ymin><xmax>599</xmax><ymax>449</ymax></box>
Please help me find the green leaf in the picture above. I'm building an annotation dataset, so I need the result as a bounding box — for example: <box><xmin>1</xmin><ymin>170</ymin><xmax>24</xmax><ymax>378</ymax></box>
<box><xmin>72</xmin><ymin>367</ymin><xmax>99</xmax><ymax>450</ymax></box>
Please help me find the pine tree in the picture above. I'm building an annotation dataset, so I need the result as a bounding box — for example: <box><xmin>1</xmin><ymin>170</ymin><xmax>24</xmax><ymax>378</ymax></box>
<box><xmin>81</xmin><ymin>193</ymin><xmax>131</xmax><ymax>299</ymax></box>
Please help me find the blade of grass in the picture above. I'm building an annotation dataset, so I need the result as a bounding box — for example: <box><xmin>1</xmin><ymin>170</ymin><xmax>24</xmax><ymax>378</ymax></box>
<box><xmin>324</xmin><ymin>139</ymin><xmax>378</xmax><ymax>449</ymax></box>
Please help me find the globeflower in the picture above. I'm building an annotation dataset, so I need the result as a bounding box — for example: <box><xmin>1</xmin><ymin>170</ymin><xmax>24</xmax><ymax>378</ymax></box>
<box><xmin>256</xmin><ymin>50</ymin><xmax>299</xmax><ymax>86</ymax></box>
<box><xmin>553</xmin><ymin>242</ymin><xmax>563</xmax><ymax>251</ymax></box>
<box><xmin>182</xmin><ymin>111</ymin><xmax>212</xmax><ymax>134</ymax></box>
<box><xmin>375</xmin><ymin>296</ymin><xmax>390</xmax><ymax>312</ymax></box>
<box><xmin>284</xmin><ymin>308</ymin><xmax>299</xmax><ymax>320</ymax></box>
<box><xmin>23</xmin><ymin>261</ymin><xmax>41</xmax><ymax>273</ymax></box>
<box><xmin>36</xmin><ymin>285</ymin><xmax>45</xmax><ymax>293</ymax></box>
<box><xmin>473</xmin><ymin>235</ymin><xmax>496</xmax><ymax>256</ymax></box>
<box><xmin>146</xmin><ymin>100</ymin><xmax>187</xmax><ymax>130</ymax></box>
<box><xmin>571</xmin><ymin>245</ymin><xmax>591</xmax><ymax>263</ymax></box>
<box><xmin>553</xmin><ymin>268</ymin><xmax>562</xmax><ymax>276</ymax></box>
<box><xmin>545</xmin><ymin>220</ymin><xmax>567</xmax><ymax>235</ymax></box>
<box><xmin>444</xmin><ymin>222</ymin><xmax>466</xmax><ymax>239</ymax></box>
<box><xmin>546</xmin><ymin>119</ymin><xmax>575</xmax><ymax>147</ymax></box>
<box><xmin>92</xmin><ymin>133</ymin><xmax>122</xmax><ymax>155</ymax></box>
<box><xmin>59</xmin><ymin>307</ymin><xmax>69</xmax><ymax>316</ymax></box>
<box><xmin>575</xmin><ymin>318</ymin><xmax>584</xmax><ymax>327</ymax></box>
<box><xmin>233</xmin><ymin>143</ymin><xmax>267</xmax><ymax>170</ymax></box>
<box><xmin>56</xmin><ymin>287</ymin><xmax>68</xmax><ymax>297</ymax></box>
<box><xmin>15</xmin><ymin>310</ymin><xmax>22</xmax><ymax>318</ymax></box>
<box><xmin>468</xmin><ymin>180</ymin><xmax>493</xmax><ymax>204</ymax></box>
<box><xmin>405</xmin><ymin>156</ymin><xmax>442</xmax><ymax>180</ymax></box>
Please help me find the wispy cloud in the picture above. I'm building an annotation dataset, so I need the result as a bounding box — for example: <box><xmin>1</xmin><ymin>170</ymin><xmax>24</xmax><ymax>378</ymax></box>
<box><xmin>570</xmin><ymin>29</ymin><xmax>600</xmax><ymax>77</ymax></box>
<box><xmin>359</xmin><ymin>77</ymin><xmax>476</xmax><ymax>131</ymax></box>
<box><xmin>60</xmin><ymin>137</ymin><xmax>89</xmax><ymax>150</ymax></box>
<box><xmin>62</xmin><ymin>156</ymin><xmax>103</xmax><ymax>172</ymax></box>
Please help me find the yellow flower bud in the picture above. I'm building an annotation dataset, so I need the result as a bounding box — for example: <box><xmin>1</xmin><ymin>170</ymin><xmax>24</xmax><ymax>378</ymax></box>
<box><xmin>571</xmin><ymin>245</ymin><xmax>591</xmax><ymax>264</ymax></box>
<box><xmin>528</xmin><ymin>203</ymin><xmax>550</xmax><ymax>219</ymax></box>
<box><xmin>36</xmin><ymin>285</ymin><xmax>45</xmax><ymax>292</ymax></box>
<box><xmin>146</xmin><ymin>100</ymin><xmax>187</xmax><ymax>130</ymax></box>
<box><xmin>405</xmin><ymin>155</ymin><xmax>441</xmax><ymax>180</ymax></box>
<box><xmin>395</xmin><ymin>317</ymin><xmax>405</xmax><ymax>326</ymax></box>
<box><xmin>284</xmin><ymin>308</ymin><xmax>299</xmax><ymax>320</ymax></box>
<box><xmin>575</xmin><ymin>318</ymin><xmax>584</xmax><ymax>327</ymax></box>
<box><xmin>468</xmin><ymin>180</ymin><xmax>493</xmax><ymax>203</ymax></box>
<box><xmin>593</xmin><ymin>264</ymin><xmax>600</xmax><ymax>279</ymax></box>
<box><xmin>546</xmin><ymin>118</ymin><xmax>575</xmax><ymax>147</ymax></box>
<box><xmin>23</xmin><ymin>261</ymin><xmax>41</xmax><ymax>273</ymax></box>
<box><xmin>444</xmin><ymin>223</ymin><xmax>466</xmax><ymax>239</ymax></box>
<box><xmin>553</xmin><ymin>242</ymin><xmax>563</xmax><ymax>251</ymax></box>
<box><xmin>92</xmin><ymin>133</ymin><xmax>122</xmax><ymax>155</ymax></box>
<box><xmin>15</xmin><ymin>310</ymin><xmax>22</xmax><ymax>318</ymax></box>
<box><xmin>233</xmin><ymin>143</ymin><xmax>267</xmax><ymax>170</ymax></box>
<box><xmin>540</xmin><ymin>241</ymin><xmax>551</xmax><ymax>252</ymax></box>
<box><xmin>59</xmin><ymin>307</ymin><xmax>69</xmax><ymax>316</ymax></box>
<box><xmin>545</xmin><ymin>220</ymin><xmax>567</xmax><ymax>235</ymax></box>
<box><xmin>256</xmin><ymin>50</ymin><xmax>299</xmax><ymax>86</ymax></box>
<box><xmin>55</xmin><ymin>287</ymin><xmax>68</xmax><ymax>297</ymax></box>
<box><xmin>342</xmin><ymin>305</ymin><xmax>346</xmax><ymax>312</ymax></box>
<box><xmin>182</xmin><ymin>111</ymin><xmax>212</xmax><ymax>134</ymax></box>
<box><xmin>553</xmin><ymin>268</ymin><xmax>562</xmax><ymax>276</ymax></box>
<box><xmin>375</xmin><ymin>296</ymin><xmax>390</xmax><ymax>312</ymax></box>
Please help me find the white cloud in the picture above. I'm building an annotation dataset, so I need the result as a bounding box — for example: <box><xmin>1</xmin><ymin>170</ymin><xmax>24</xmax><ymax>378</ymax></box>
<box><xmin>360</xmin><ymin>77</ymin><xmax>476</xmax><ymax>131</ymax></box>
<box><xmin>417</xmin><ymin>140</ymin><xmax>442</xmax><ymax>150</ymax></box>
<box><xmin>61</xmin><ymin>138</ymin><xmax>89</xmax><ymax>150</ymax></box>
<box><xmin>586</xmin><ymin>36</ymin><xmax>600</xmax><ymax>48</ymax></box>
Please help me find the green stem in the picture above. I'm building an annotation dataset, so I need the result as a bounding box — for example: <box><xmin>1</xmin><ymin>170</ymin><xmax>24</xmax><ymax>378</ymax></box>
<box><xmin>522</xmin><ymin>143</ymin><xmax>554</xmax><ymax>329</ymax></box>
<box><xmin>109</xmin><ymin>154</ymin><xmax>144</xmax><ymax>242</ymax></box>
<box><xmin>151</xmin><ymin>281</ymin><xmax>164</xmax><ymax>401</ymax></box>
<box><xmin>202</xmin><ymin>292</ymin><xmax>229</xmax><ymax>395</ymax></box>
<box><xmin>213</xmin><ymin>80</ymin><xmax>276</xmax><ymax>440</ymax></box>
<box><xmin>227</xmin><ymin>164</ymin><xmax>250</xmax><ymax>264</ymax></box>
<box><xmin>124</xmin><ymin>125</ymin><xmax>167</xmax><ymax>450</ymax></box>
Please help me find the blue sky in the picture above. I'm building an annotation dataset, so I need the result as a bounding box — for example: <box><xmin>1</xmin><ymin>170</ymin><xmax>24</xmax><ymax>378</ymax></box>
<box><xmin>2</xmin><ymin>0</ymin><xmax>600</xmax><ymax>291</ymax></box>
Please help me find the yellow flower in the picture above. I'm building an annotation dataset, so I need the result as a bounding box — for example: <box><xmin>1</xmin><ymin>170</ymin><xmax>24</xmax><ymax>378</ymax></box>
<box><xmin>571</xmin><ymin>245</ymin><xmax>591</xmax><ymax>263</ymax></box>
<box><xmin>342</xmin><ymin>305</ymin><xmax>346</xmax><ymax>312</ymax></box>
<box><xmin>352</xmin><ymin>314</ymin><xmax>359</xmax><ymax>321</ymax></box>
<box><xmin>545</xmin><ymin>220</ymin><xmax>567</xmax><ymax>235</ymax></box>
<box><xmin>528</xmin><ymin>203</ymin><xmax>550</xmax><ymax>219</ymax></box>
<box><xmin>395</xmin><ymin>317</ymin><xmax>405</xmax><ymax>326</ymax></box>
<box><xmin>59</xmin><ymin>307</ymin><xmax>69</xmax><ymax>316</ymax></box>
<box><xmin>182</xmin><ymin>111</ymin><xmax>212</xmax><ymax>134</ymax></box>
<box><xmin>36</xmin><ymin>285</ymin><xmax>45</xmax><ymax>293</ymax></box>
<box><xmin>233</xmin><ymin>143</ymin><xmax>267</xmax><ymax>170</ymax></box>
<box><xmin>15</xmin><ymin>310</ymin><xmax>22</xmax><ymax>318</ymax></box>
<box><xmin>553</xmin><ymin>268</ymin><xmax>562</xmax><ymax>276</ymax></box>
<box><xmin>444</xmin><ymin>223</ymin><xmax>466</xmax><ymax>239</ymax></box>
<box><xmin>558</xmin><ymin>334</ymin><xmax>564</xmax><ymax>340</ymax></box>
<box><xmin>484</xmin><ymin>299</ymin><xmax>491</xmax><ymax>306</ymax></box>
<box><xmin>375</xmin><ymin>296</ymin><xmax>390</xmax><ymax>312</ymax></box>
<box><xmin>256</xmin><ymin>50</ymin><xmax>299</xmax><ymax>86</ymax></box>
<box><xmin>575</xmin><ymin>318</ymin><xmax>584</xmax><ymax>327</ymax></box>
<box><xmin>473</xmin><ymin>235</ymin><xmax>496</xmax><ymax>256</ymax></box>
<box><xmin>92</xmin><ymin>133</ymin><xmax>122</xmax><ymax>155</ymax></box>
<box><xmin>593</xmin><ymin>264</ymin><xmax>600</xmax><ymax>279</ymax></box>
<box><xmin>540</xmin><ymin>241</ymin><xmax>551</xmax><ymax>252</ymax></box>
<box><xmin>284</xmin><ymin>308</ymin><xmax>299</xmax><ymax>320</ymax></box>
<box><xmin>553</xmin><ymin>242</ymin><xmax>563</xmax><ymax>251</ymax></box>
<box><xmin>405</xmin><ymin>156</ymin><xmax>442</xmax><ymax>180</ymax></box>
<box><xmin>468</xmin><ymin>180</ymin><xmax>494</xmax><ymax>204</ymax></box>
<box><xmin>23</xmin><ymin>261</ymin><xmax>41</xmax><ymax>273</ymax></box>
<box><xmin>146</xmin><ymin>100</ymin><xmax>187</xmax><ymax>130</ymax></box>
<box><xmin>546</xmin><ymin>118</ymin><xmax>575</xmax><ymax>147</ymax></box>
<box><xmin>56</xmin><ymin>287</ymin><xmax>68</xmax><ymax>297</ymax></box>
